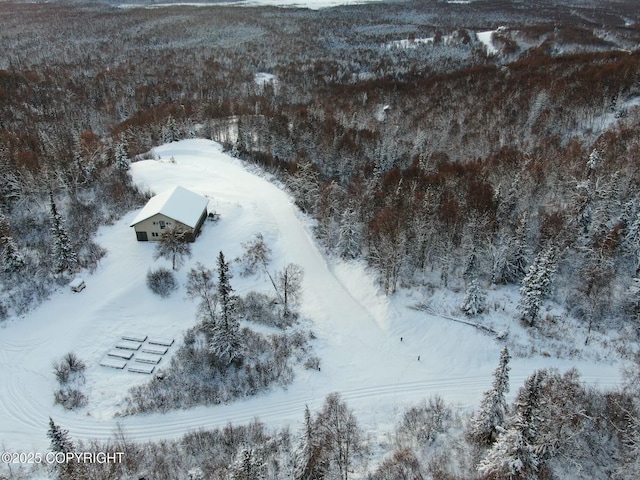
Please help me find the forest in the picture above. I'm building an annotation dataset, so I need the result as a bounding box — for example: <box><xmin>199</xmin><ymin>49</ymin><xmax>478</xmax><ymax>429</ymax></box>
<box><xmin>1</xmin><ymin>0</ymin><xmax>640</xmax><ymax>477</ymax></box>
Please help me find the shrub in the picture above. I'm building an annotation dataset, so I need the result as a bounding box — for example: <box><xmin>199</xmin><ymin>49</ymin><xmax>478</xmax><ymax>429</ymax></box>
<box><xmin>54</xmin><ymin>388</ymin><xmax>88</xmax><ymax>410</ymax></box>
<box><xmin>53</xmin><ymin>352</ymin><xmax>86</xmax><ymax>384</ymax></box>
<box><xmin>52</xmin><ymin>352</ymin><xmax>87</xmax><ymax>410</ymax></box>
<box><xmin>238</xmin><ymin>291</ymin><xmax>293</xmax><ymax>328</ymax></box>
<box><xmin>303</xmin><ymin>356</ymin><xmax>321</xmax><ymax>371</ymax></box>
<box><xmin>147</xmin><ymin>267</ymin><xmax>178</xmax><ymax>298</ymax></box>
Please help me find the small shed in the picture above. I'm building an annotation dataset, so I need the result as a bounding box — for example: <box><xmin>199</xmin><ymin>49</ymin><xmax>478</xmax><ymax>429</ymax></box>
<box><xmin>130</xmin><ymin>186</ymin><xmax>209</xmax><ymax>242</ymax></box>
<box><xmin>69</xmin><ymin>277</ymin><xmax>86</xmax><ymax>292</ymax></box>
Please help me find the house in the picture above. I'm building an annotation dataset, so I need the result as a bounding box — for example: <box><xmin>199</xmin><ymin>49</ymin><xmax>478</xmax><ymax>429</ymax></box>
<box><xmin>130</xmin><ymin>186</ymin><xmax>209</xmax><ymax>242</ymax></box>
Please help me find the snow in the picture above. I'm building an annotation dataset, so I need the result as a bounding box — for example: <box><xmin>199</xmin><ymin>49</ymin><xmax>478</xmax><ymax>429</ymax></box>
<box><xmin>477</xmin><ymin>30</ymin><xmax>498</xmax><ymax>55</ymax></box>
<box><xmin>254</xmin><ymin>72</ymin><xmax>277</xmax><ymax>87</ymax></box>
<box><xmin>119</xmin><ymin>0</ymin><xmax>387</xmax><ymax>10</ymax></box>
<box><xmin>129</xmin><ymin>185</ymin><xmax>209</xmax><ymax>229</ymax></box>
<box><xmin>0</xmin><ymin>139</ymin><xmax>622</xmax><ymax>453</ymax></box>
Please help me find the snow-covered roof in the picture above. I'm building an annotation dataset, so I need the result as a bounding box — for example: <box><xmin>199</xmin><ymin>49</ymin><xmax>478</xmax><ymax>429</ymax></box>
<box><xmin>130</xmin><ymin>186</ymin><xmax>209</xmax><ymax>229</ymax></box>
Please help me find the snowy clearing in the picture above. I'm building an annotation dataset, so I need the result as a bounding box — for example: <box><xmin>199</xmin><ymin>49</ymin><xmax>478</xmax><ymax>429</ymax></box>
<box><xmin>477</xmin><ymin>30</ymin><xmax>498</xmax><ymax>55</ymax></box>
<box><xmin>0</xmin><ymin>139</ymin><xmax>621</xmax><ymax>452</ymax></box>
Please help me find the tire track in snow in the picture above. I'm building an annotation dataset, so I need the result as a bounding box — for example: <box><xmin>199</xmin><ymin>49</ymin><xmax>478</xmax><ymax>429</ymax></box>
<box><xmin>62</xmin><ymin>376</ymin><xmax>487</xmax><ymax>444</ymax></box>
<box><xmin>62</xmin><ymin>369</ymin><xmax>620</xmax><ymax>445</ymax></box>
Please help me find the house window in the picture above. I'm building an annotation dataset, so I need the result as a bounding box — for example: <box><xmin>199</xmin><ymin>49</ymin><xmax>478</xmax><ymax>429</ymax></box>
<box><xmin>152</xmin><ymin>232</ymin><xmax>159</xmax><ymax>237</ymax></box>
<box><xmin>159</xmin><ymin>221</ymin><xmax>166</xmax><ymax>229</ymax></box>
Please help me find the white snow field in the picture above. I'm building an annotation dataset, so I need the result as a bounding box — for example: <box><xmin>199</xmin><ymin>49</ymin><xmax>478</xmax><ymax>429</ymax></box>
<box><xmin>0</xmin><ymin>139</ymin><xmax>621</xmax><ymax>452</ymax></box>
<box><xmin>120</xmin><ymin>0</ymin><xmax>387</xmax><ymax>10</ymax></box>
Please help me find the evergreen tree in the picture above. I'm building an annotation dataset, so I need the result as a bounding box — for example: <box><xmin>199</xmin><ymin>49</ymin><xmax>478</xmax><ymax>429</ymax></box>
<box><xmin>478</xmin><ymin>371</ymin><xmax>544</xmax><ymax>480</ymax></box>
<box><xmin>230</xmin><ymin>447</ymin><xmax>266</xmax><ymax>480</ymax></box>
<box><xmin>463</xmin><ymin>245</ymin><xmax>478</xmax><ymax>283</ymax></box>
<box><xmin>153</xmin><ymin>225</ymin><xmax>192</xmax><ymax>270</ymax></box>
<box><xmin>460</xmin><ymin>279</ymin><xmax>486</xmax><ymax>316</ymax></box>
<box><xmin>47</xmin><ymin>417</ymin><xmax>74</xmax><ymax>454</ymax></box>
<box><xmin>587</xmin><ymin>148</ymin><xmax>600</xmax><ymax>171</ymax></box>
<box><xmin>337</xmin><ymin>207</ymin><xmax>361</xmax><ymax>259</ymax></box>
<box><xmin>288</xmin><ymin>158</ymin><xmax>319</xmax><ymax>214</ymax></box>
<box><xmin>504</xmin><ymin>213</ymin><xmax>531</xmax><ymax>283</ymax></box>
<box><xmin>469</xmin><ymin>346</ymin><xmax>510</xmax><ymax>445</ymax></box>
<box><xmin>49</xmin><ymin>192</ymin><xmax>77</xmax><ymax>274</ymax></box>
<box><xmin>209</xmin><ymin>251</ymin><xmax>241</xmax><ymax>365</ymax></box>
<box><xmin>0</xmin><ymin>213</ymin><xmax>25</xmax><ymax>273</ymax></box>
<box><xmin>210</xmin><ymin>318</ymin><xmax>241</xmax><ymax>365</ymax></box>
<box><xmin>114</xmin><ymin>139</ymin><xmax>130</xmax><ymax>171</ymax></box>
<box><xmin>293</xmin><ymin>405</ymin><xmax>327</xmax><ymax>480</ymax></box>
<box><xmin>517</xmin><ymin>245</ymin><xmax>556</xmax><ymax>326</ymax></box>
<box><xmin>162</xmin><ymin>115</ymin><xmax>180</xmax><ymax>144</ymax></box>
<box><xmin>216</xmin><ymin>251</ymin><xmax>236</xmax><ymax>327</ymax></box>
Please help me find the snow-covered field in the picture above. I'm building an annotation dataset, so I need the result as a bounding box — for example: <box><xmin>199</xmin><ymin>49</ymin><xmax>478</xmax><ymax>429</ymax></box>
<box><xmin>0</xmin><ymin>139</ymin><xmax>621</xmax><ymax>453</ymax></box>
<box><xmin>119</xmin><ymin>0</ymin><xmax>387</xmax><ymax>10</ymax></box>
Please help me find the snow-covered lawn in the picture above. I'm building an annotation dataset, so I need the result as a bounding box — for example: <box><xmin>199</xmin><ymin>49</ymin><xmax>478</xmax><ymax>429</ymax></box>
<box><xmin>0</xmin><ymin>139</ymin><xmax>621</xmax><ymax>453</ymax></box>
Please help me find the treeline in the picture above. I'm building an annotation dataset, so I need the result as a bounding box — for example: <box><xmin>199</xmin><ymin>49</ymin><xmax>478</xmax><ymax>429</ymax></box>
<box><xmin>1</xmin><ymin>0</ymin><xmax>640</xmax><ymax>333</ymax></box>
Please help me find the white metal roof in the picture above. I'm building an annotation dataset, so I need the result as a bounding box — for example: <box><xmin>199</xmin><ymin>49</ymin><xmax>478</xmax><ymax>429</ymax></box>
<box><xmin>130</xmin><ymin>186</ymin><xmax>209</xmax><ymax>229</ymax></box>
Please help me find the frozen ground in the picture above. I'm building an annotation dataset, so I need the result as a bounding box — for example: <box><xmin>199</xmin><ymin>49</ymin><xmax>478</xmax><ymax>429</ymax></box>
<box><xmin>0</xmin><ymin>139</ymin><xmax>621</xmax><ymax>453</ymax></box>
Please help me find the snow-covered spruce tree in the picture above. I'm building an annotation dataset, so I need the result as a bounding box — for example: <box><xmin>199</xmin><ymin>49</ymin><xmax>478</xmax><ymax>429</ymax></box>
<box><xmin>504</xmin><ymin>213</ymin><xmax>531</xmax><ymax>283</ymax></box>
<box><xmin>460</xmin><ymin>279</ymin><xmax>486</xmax><ymax>316</ymax></box>
<box><xmin>114</xmin><ymin>139</ymin><xmax>130</xmax><ymax>171</ymax></box>
<box><xmin>0</xmin><ymin>213</ymin><xmax>25</xmax><ymax>273</ymax></box>
<box><xmin>153</xmin><ymin>225</ymin><xmax>192</xmax><ymax>270</ymax></box>
<box><xmin>47</xmin><ymin>417</ymin><xmax>74</xmax><ymax>454</ymax></box>
<box><xmin>463</xmin><ymin>244</ymin><xmax>479</xmax><ymax>284</ymax></box>
<box><xmin>517</xmin><ymin>245</ymin><xmax>557</xmax><ymax>326</ymax></box>
<box><xmin>49</xmin><ymin>192</ymin><xmax>77</xmax><ymax>274</ymax></box>
<box><xmin>48</xmin><ymin>417</ymin><xmax>76</xmax><ymax>478</ymax></box>
<box><xmin>478</xmin><ymin>370</ymin><xmax>544</xmax><ymax>480</ymax></box>
<box><xmin>287</xmin><ymin>158</ymin><xmax>319</xmax><ymax>215</ymax></box>
<box><xmin>337</xmin><ymin>207</ymin><xmax>361</xmax><ymax>259</ymax></box>
<box><xmin>293</xmin><ymin>405</ymin><xmax>328</xmax><ymax>480</ymax></box>
<box><xmin>209</xmin><ymin>251</ymin><xmax>241</xmax><ymax>365</ymax></box>
<box><xmin>230</xmin><ymin>447</ymin><xmax>266</xmax><ymax>480</ymax></box>
<box><xmin>161</xmin><ymin>115</ymin><xmax>181</xmax><ymax>144</ymax></box>
<box><xmin>469</xmin><ymin>346</ymin><xmax>510</xmax><ymax>446</ymax></box>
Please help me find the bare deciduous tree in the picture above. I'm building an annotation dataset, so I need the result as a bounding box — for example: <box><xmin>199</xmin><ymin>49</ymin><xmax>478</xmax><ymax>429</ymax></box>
<box><xmin>153</xmin><ymin>226</ymin><xmax>192</xmax><ymax>270</ymax></box>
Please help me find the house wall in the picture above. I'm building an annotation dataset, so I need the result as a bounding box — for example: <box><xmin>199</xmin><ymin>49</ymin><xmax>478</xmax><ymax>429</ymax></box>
<box><xmin>132</xmin><ymin>213</ymin><xmax>195</xmax><ymax>241</ymax></box>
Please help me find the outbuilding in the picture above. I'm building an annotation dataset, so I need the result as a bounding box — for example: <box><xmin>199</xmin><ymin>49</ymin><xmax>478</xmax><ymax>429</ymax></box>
<box><xmin>130</xmin><ymin>186</ymin><xmax>209</xmax><ymax>242</ymax></box>
<box><xmin>69</xmin><ymin>277</ymin><xmax>86</xmax><ymax>292</ymax></box>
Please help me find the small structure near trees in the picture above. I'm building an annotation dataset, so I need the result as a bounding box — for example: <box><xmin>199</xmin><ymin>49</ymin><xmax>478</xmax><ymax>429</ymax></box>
<box><xmin>130</xmin><ymin>186</ymin><xmax>209</xmax><ymax>242</ymax></box>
